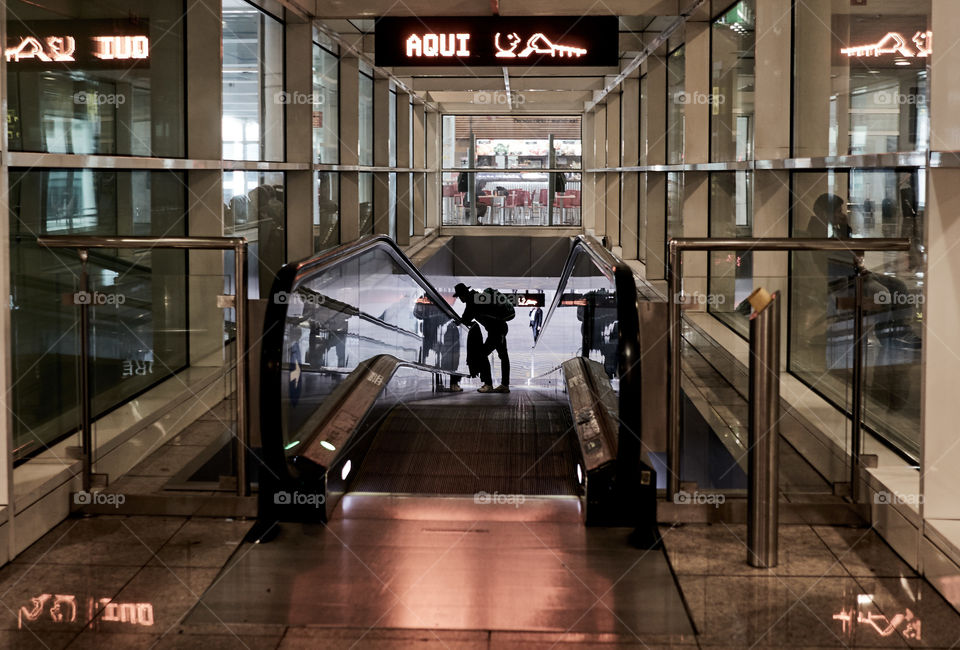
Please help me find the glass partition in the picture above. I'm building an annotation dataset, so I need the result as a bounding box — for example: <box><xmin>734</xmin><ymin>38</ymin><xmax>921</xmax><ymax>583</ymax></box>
<box><xmin>789</xmin><ymin>169</ymin><xmax>924</xmax><ymax>458</ymax></box>
<box><xmin>267</xmin><ymin>241</ymin><xmax>467</xmax><ymax>455</ymax></box>
<box><xmin>223</xmin><ymin>170</ymin><xmax>285</xmax><ymax>299</ymax></box>
<box><xmin>8</xmin><ymin>169</ymin><xmax>188</xmax><ymax>460</ymax></box>
<box><xmin>442</xmin><ymin>115</ymin><xmax>582</xmax><ymax>171</ymax></box>
<box><xmin>315</xmin><ymin>172</ymin><xmax>340</xmax><ymax>252</ymax></box>
<box><xmin>708</xmin><ymin>171</ymin><xmax>753</xmax><ymax>337</ymax></box>
<box><xmin>667</xmin><ymin>46</ymin><xmax>685</xmax><ymax>165</ymax></box>
<box><xmin>441</xmin><ymin>171</ymin><xmax>581</xmax><ymax>226</ymax></box>
<box><xmin>711</xmin><ymin>0</ymin><xmax>755</xmax><ymax>162</ymax></box>
<box><xmin>312</xmin><ymin>41</ymin><xmax>339</xmax><ymax>164</ymax></box>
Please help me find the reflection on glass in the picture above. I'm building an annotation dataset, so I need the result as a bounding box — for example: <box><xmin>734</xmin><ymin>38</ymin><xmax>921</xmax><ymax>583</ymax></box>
<box><xmin>666</xmin><ymin>172</ymin><xmax>684</xmax><ymax>262</ymax></box>
<box><xmin>441</xmin><ymin>171</ymin><xmax>581</xmax><ymax>226</ymax></box>
<box><xmin>8</xmin><ymin>169</ymin><xmax>187</xmax><ymax>460</ymax></box>
<box><xmin>315</xmin><ymin>172</ymin><xmax>339</xmax><ymax>252</ymax></box>
<box><xmin>794</xmin><ymin>2</ymin><xmax>931</xmax><ymax>156</ymax></box>
<box><xmin>222</xmin><ymin>0</ymin><xmax>284</xmax><ymax>161</ymax></box>
<box><xmin>441</xmin><ymin>115</ymin><xmax>582</xmax><ymax>170</ymax></box>
<box><xmin>789</xmin><ymin>170</ymin><xmax>924</xmax><ymax>458</ymax></box>
<box><xmin>359</xmin><ymin>172</ymin><xmax>373</xmax><ymax>236</ymax></box>
<box><xmin>667</xmin><ymin>46</ymin><xmax>685</xmax><ymax>165</ymax></box>
<box><xmin>312</xmin><ymin>42</ymin><xmax>339</xmax><ymax>164</ymax></box>
<box><xmin>223</xmin><ymin>171</ymin><xmax>285</xmax><ymax>298</ymax></box>
<box><xmin>708</xmin><ymin>172</ymin><xmax>753</xmax><ymax>337</ymax></box>
<box><xmin>277</xmin><ymin>246</ymin><xmax>465</xmax><ymax>452</ymax></box>
<box><xmin>5</xmin><ymin>0</ymin><xmax>184</xmax><ymax>157</ymax></box>
<box><xmin>359</xmin><ymin>70</ymin><xmax>373</xmax><ymax>166</ymax></box>
<box><xmin>711</xmin><ymin>1</ymin><xmax>755</xmax><ymax>162</ymax></box>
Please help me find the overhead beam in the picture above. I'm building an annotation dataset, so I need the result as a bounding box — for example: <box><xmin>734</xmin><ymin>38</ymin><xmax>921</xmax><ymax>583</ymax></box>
<box><xmin>312</xmin><ymin>0</ymin><xmax>679</xmax><ymax>16</ymax></box>
<box><xmin>411</xmin><ymin>76</ymin><xmax>605</xmax><ymax>92</ymax></box>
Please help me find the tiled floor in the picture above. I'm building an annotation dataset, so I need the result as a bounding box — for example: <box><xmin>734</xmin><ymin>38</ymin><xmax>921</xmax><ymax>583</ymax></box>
<box><xmin>4</xmin><ymin>508</ymin><xmax>959</xmax><ymax>648</ymax></box>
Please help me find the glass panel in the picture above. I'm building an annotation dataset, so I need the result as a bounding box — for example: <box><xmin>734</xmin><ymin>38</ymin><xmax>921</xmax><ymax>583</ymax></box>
<box><xmin>389</xmin><ymin>88</ymin><xmax>398</xmax><ymax>167</ymax></box>
<box><xmin>441</xmin><ymin>171</ymin><xmax>581</xmax><ymax>227</ymax></box>
<box><xmin>8</xmin><ymin>169</ymin><xmax>187</xmax><ymax>459</ymax></box>
<box><xmin>667</xmin><ymin>46</ymin><xmax>685</xmax><ymax>165</ymax></box>
<box><xmin>222</xmin><ymin>0</ymin><xmax>284</xmax><ymax>161</ymax></box>
<box><xmin>358</xmin><ymin>72</ymin><xmax>373</xmax><ymax>166</ymax></box>
<box><xmin>638</xmin><ymin>172</ymin><xmax>647</xmax><ymax>263</ymax></box>
<box><xmin>639</xmin><ymin>74</ymin><xmax>648</xmax><ymax>166</ymax></box>
<box><xmin>313</xmin><ymin>43</ymin><xmax>339</xmax><ymax>164</ymax></box>
<box><xmin>708</xmin><ymin>171</ymin><xmax>753</xmax><ymax>337</ymax></box>
<box><xmin>442</xmin><ymin>115</ymin><xmax>582</xmax><ymax>170</ymax></box>
<box><xmin>793</xmin><ymin>1</ymin><xmax>931</xmax><ymax>157</ymax></box>
<box><xmin>6</xmin><ymin>0</ymin><xmax>185</xmax><ymax>157</ymax></box>
<box><xmin>223</xmin><ymin>171</ymin><xmax>285</xmax><ymax>298</ymax></box>
<box><xmin>789</xmin><ymin>170</ymin><xmax>924</xmax><ymax>458</ymax></box>
<box><xmin>359</xmin><ymin>172</ymin><xmax>374</xmax><ymax>236</ymax></box>
<box><xmin>315</xmin><ymin>171</ymin><xmax>339</xmax><ymax>252</ymax></box>
<box><xmin>276</xmin><ymin>245</ymin><xmax>466</xmax><ymax>454</ymax></box>
<box><xmin>666</xmin><ymin>171</ymin><xmax>684</xmax><ymax>261</ymax></box>
<box><xmin>711</xmin><ymin>0</ymin><xmax>755</xmax><ymax>162</ymax></box>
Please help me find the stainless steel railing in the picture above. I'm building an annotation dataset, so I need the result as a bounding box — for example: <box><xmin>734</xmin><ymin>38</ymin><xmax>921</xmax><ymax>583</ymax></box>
<box><xmin>666</xmin><ymin>237</ymin><xmax>912</xmax><ymax>504</ymax></box>
<box><xmin>37</xmin><ymin>236</ymin><xmax>251</xmax><ymax>497</ymax></box>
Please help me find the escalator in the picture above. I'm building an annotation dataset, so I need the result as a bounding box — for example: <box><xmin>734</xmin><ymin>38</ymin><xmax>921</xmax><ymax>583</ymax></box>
<box><xmin>252</xmin><ymin>234</ymin><xmax>661</xmax><ymax>543</ymax></box>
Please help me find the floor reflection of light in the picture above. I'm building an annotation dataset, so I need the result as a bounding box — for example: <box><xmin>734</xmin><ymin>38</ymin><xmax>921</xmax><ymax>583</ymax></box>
<box><xmin>341</xmin><ymin>459</ymin><xmax>352</xmax><ymax>480</ymax></box>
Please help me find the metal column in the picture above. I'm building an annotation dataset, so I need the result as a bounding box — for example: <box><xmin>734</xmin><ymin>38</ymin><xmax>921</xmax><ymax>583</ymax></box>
<box><xmin>748</xmin><ymin>290</ymin><xmax>780</xmax><ymax>568</ymax></box>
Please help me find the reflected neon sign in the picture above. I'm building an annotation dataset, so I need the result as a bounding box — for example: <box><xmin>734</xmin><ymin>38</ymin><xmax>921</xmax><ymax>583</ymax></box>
<box><xmin>840</xmin><ymin>31</ymin><xmax>932</xmax><ymax>58</ymax></box>
<box><xmin>6</xmin><ymin>19</ymin><xmax>151</xmax><ymax>69</ymax></box>
<box><xmin>406</xmin><ymin>33</ymin><xmax>470</xmax><ymax>58</ymax></box>
<box><xmin>833</xmin><ymin>603</ymin><xmax>921</xmax><ymax>640</ymax></box>
<box><xmin>19</xmin><ymin>594</ymin><xmax>154</xmax><ymax>629</ymax></box>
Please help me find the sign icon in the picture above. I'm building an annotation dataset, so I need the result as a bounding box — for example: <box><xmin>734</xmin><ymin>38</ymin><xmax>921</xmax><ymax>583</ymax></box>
<box><xmin>840</xmin><ymin>30</ymin><xmax>932</xmax><ymax>58</ymax></box>
<box><xmin>494</xmin><ymin>32</ymin><xmax>586</xmax><ymax>59</ymax></box>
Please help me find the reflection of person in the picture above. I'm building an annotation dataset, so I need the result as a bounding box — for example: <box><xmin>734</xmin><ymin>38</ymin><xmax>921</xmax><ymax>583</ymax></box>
<box><xmin>288</xmin><ymin>341</ymin><xmax>302</xmax><ymax>406</ymax></box>
<box><xmin>529</xmin><ymin>305</ymin><xmax>543</xmax><ymax>342</ymax></box>
<box><xmin>454</xmin><ymin>282</ymin><xmax>510</xmax><ymax>393</ymax></box>
<box><xmin>316</xmin><ymin>174</ymin><xmax>339</xmax><ymax>251</ymax></box>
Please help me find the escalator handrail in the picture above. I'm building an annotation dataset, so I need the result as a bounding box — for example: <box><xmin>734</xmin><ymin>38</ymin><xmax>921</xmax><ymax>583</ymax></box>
<box><xmin>287</xmin><ymin>234</ymin><xmax>463</xmax><ymax>327</ymax></box>
<box><xmin>533</xmin><ymin>234</ymin><xmax>621</xmax><ymax>348</ymax></box>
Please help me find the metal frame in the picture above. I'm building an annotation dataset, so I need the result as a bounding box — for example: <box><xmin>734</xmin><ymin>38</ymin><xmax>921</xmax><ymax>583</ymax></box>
<box><xmin>36</xmin><ymin>236</ymin><xmax>251</xmax><ymax>497</ymax></box>
<box><xmin>667</xmin><ymin>237</ymin><xmax>912</xmax><ymax>504</ymax></box>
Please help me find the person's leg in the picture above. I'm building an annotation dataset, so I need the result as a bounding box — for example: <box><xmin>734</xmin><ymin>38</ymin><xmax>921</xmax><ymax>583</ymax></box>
<box><xmin>496</xmin><ymin>335</ymin><xmax>510</xmax><ymax>386</ymax></box>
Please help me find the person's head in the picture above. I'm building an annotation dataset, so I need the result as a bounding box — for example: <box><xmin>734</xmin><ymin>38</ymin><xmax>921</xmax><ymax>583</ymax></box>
<box><xmin>813</xmin><ymin>193</ymin><xmax>848</xmax><ymax>234</ymax></box>
<box><xmin>453</xmin><ymin>283</ymin><xmax>472</xmax><ymax>303</ymax></box>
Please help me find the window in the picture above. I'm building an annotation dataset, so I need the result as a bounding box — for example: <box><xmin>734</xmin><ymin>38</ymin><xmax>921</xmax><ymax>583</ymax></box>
<box><xmin>222</xmin><ymin>0</ymin><xmax>284</xmax><ymax>161</ymax></box>
<box><xmin>313</xmin><ymin>42</ymin><xmax>339</xmax><ymax>164</ymax></box>
<box><xmin>5</xmin><ymin>0</ymin><xmax>185</xmax><ymax>157</ymax></box>
<box><xmin>708</xmin><ymin>172</ymin><xmax>753</xmax><ymax>337</ymax></box>
<box><xmin>711</xmin><ymin>1</ymin><xmax>755</xmax><ymax>162</ymax></box>
<box><xmin>223</xmin><ymin>171</ymin><xmax>285</xmax><ymax>298</ymax></box>
<box><xmin>8</xmin><ymin>169</ymin><xmax>187</xmax><ymax>459</ymax></box>
<box><xmin>789</xmin><ymin>169</ymin><xmax>924</xmax><ymax>458</ymax></box>
<box><xmin>315</xmin><ymin>172</ymin><xmax>340</xmax><ymax>252</ymax></box>
<box><xmin>359</xmin><ymin>69</ymin><xmax>374</xmax><ymax>166</ymax></box>
<box><xmin>667</xmin><ymin>46</ymin><xmax>685</xmax><ymax>165</ymax></box>
<box><xmin>794</xmin><ymin>1</ymin><xmax>931</xmax><ymax>157</ymax></box>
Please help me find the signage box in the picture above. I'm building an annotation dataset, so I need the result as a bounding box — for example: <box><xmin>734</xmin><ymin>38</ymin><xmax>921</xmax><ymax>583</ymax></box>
<box><xmin>375</xmin><ymin>16</ymin><xmax>619</xmax><ymax>67</ymax></box>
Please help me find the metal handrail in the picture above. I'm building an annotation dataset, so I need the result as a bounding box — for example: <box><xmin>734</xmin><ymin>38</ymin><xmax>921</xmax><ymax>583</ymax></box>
<box><xmin>37</xmin><ymin>236</ymin><xmax>251</xmax><ymax>497</ymax></box>
<box><xmin>666</xmin><ymin>237</ymin><xmax>913</xmax><ymax>503</ymax></box>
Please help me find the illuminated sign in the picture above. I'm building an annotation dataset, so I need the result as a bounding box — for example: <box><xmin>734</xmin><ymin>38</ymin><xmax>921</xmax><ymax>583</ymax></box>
<box><xmin>375</xmin><ymin>17</ymin><xmax>618</xmax><ymax>67</ymax></box>
<box><xmin>6</xmin><ymin>19</ymin><xmax>150</xmax><ymax>69</ymax></box>
<box><xmin>840</xmin><ymin>31</ymin><xmax>932</xmax><ymax>58</ymax></box>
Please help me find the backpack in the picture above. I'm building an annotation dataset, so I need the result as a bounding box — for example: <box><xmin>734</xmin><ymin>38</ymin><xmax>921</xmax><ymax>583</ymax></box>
<box><xmin>479</xmin><ymin>288</ymin><xmax>515</xmax><ymax>322</ymax></box>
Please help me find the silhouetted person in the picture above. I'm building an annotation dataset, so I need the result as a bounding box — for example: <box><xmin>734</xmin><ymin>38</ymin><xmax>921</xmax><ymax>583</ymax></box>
<box><xmin>529</xmin><ymin>305</ymin><xmax>543</xmax><ymax>343</ymax></box>
<box><xmin>454</xmin><ymin>282</ymin><xmax>511</xmax><ymax>393</ymax></box>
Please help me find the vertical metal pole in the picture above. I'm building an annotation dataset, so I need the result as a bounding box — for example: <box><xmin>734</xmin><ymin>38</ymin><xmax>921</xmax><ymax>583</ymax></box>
<box><xmin>748</xmin><ymin>291</ymin><xmax>780</xmax><ymax>568</ymax></box>
<box><xmin>667</xmin><ymin>242</ymin><xmax>681</xmax><ymax>498</ymax></box>
<box><xmin>234</xmin><ymin>243</ymin><xmax>249</xmax><ymax>497</ymax></box>
<box><xmin>850</xmin><ymin>255</ymin><xmax>866</xmax><ymax>504</ymax></box>
<box><xmin>78</xmin><ymin>250</ymin><xmax>92</xmax><ymax>493</ymax></box>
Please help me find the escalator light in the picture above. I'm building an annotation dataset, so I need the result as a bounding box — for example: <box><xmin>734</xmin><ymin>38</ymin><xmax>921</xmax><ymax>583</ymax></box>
<box><xmin>576</xmin><ymin>463</ymin><xmax>584</xmax><ymax>485</ymax></box>
<box><xmin>320</xmin><ymin>440</ymin><xmax>336</xmax><ymax>451</ymax></box>
<box><xmin>341</xmin><ymin>460</ymin><xmax>352</xmax><ymax>480</ymax></box>
<box><xmin>285</xmin><ymin>440</ymin><xmax>301</xmax><ymax>451</ymax></box>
